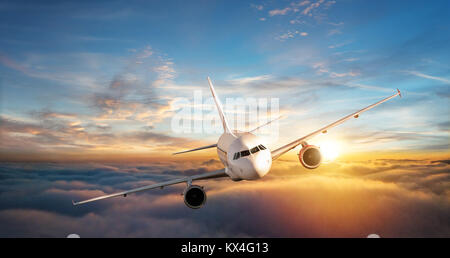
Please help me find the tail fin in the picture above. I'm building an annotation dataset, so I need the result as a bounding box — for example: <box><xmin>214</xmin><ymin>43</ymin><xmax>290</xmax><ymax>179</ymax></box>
<box><xmin>207</xmin><ymin>77</ymin><xmax>234</xmax><ymax>135</ymax></box>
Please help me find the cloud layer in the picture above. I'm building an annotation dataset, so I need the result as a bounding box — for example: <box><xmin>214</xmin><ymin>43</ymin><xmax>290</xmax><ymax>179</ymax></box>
<box><xmin>0</xmin><ymin>157</ymin><xmax>448</xmax><ymax>237</ymax></box>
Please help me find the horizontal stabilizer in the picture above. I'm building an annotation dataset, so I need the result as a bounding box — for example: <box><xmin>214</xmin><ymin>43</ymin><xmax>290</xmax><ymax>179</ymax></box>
<box><xmin>248</xmin><ymin>115</ymin><xmax>284</xmax><ymax>133</ymax></box>
<box><xmin>173</xmin><ymin>143</ymin><xmax>217</xmax><ymax>155</ymax></box>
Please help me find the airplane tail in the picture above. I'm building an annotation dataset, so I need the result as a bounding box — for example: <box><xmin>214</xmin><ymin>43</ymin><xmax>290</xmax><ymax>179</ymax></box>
<box><xmin>172</xmin><ymin>77</ymin><xmax>233</xmax><ymax>155</ymax></box>
<box><xmin>207</xmin><ymin>77</ymin><xmax>235</xmax><ymax>136</ymax></box>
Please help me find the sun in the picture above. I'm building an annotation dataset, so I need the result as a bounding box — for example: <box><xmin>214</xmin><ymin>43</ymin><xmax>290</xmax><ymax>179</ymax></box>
<box><xmin>318</xmin><ymin>140</ymin><xmax>341</xmax><ymax>162</ymax></box>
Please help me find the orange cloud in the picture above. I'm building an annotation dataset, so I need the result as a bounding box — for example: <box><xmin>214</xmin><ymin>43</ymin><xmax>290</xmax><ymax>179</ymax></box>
<box><xmin>0</xmin><ymin>156</ymin><xmax>448</xmax><ymax>237</ymax></box>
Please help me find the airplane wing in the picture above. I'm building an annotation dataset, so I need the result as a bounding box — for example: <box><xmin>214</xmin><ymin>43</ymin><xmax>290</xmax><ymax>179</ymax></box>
<box><xmin>73</xmin><ymin>168</ymin><xmax>228</xmax><ymax>205</ymax></box>
<box><xmin>271</xmin><ymin>89</ymin><xmax>401</xmax><ymax>160</ymax></box>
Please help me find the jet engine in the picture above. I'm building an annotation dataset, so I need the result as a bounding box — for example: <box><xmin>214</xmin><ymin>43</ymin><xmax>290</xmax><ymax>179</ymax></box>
<box><xmin>183</xmin><ymin>185</ymin><xmax>206</xmax><ymax>209</ymax></box>
<box><xmin>298</xmin><ymin>145</ymin><xmax>322</xmax><ymax>169</ymax></box>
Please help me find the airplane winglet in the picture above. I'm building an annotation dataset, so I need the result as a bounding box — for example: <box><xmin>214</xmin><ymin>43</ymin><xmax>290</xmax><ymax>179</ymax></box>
<box><xmin>397</xmin><ymin>88</ymin><xmax>402</xmax><ymax>98</ymax></box>
<box><xmin>72</xmin><ymin>200</ymin><xmax>77</xmax><ymax>206</ymax></box>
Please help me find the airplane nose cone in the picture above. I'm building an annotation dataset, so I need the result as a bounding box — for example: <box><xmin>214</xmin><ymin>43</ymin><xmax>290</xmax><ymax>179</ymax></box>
<box><xmin>253</xmin><ymin>152</ymin><xmax>271</xmax><ymax>178</ymax></box>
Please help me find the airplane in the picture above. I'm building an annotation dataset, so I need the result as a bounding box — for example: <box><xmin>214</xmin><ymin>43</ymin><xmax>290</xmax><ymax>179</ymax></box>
<box><xmin>73</xmin><ymin>77</ymin><xmax>401</xmax><ymax>209</ymax></box>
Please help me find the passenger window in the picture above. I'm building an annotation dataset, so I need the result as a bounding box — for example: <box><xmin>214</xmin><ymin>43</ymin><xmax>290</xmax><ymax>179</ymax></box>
<box><xmin>258</xmin><ymin>144</ymin><xmax>266</xmax><ymax>150</ymax></box>
<box><xmin>250</xmin><ymin>146</ymin><xmax>259</xmax><ymax>154</ymax></box>
<box><xmin>240</xmin><ymin>150</ymin><xmax>250</xmax><ymax>157</ymax></box>
<box><xmin>233</xmin><ymin>152</ymin><xmax>240</xmax><ymax>160</ymax></box>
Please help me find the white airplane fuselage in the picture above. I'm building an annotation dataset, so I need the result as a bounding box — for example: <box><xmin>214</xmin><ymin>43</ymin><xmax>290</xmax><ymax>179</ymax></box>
<box><xmin>216</xmin><ymin>131</ymin><xmax>272</xmax><ymax>181</ymax></box>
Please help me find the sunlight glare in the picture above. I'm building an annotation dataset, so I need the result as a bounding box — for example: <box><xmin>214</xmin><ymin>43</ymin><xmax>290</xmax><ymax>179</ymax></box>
<box><xmin>318</xmin><ymin>140</ymin><xmax>341</xmax><ymax>162</ymax></box>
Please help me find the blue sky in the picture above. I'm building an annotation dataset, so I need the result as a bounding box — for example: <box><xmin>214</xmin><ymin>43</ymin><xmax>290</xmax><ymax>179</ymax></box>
<box><xmin>0</xmin><ymin>0</ymin><xmax>449</xmax><ymax>157</ymax></box>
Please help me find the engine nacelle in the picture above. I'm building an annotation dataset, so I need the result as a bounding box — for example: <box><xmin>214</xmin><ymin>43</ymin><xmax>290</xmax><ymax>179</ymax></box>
<box><xmin>298</xmin><ymin>145</ymin><xmax>322</xmax><ymax>169</ymax></box>
<box><xmin>183</xmin><ymin>185</ymin><xmax>206</xmax><ymax>209</ymax></box>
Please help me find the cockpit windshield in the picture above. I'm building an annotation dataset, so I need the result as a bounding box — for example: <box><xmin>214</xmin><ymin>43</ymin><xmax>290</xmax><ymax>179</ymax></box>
<box><xmin>240</xmin><ymin>150</ymin><xmax>250</xmax><ymax>157</ymax></box>
<box><xmin>233</xmin><ymin>144</ymin><xmax>267</xmax><ymax>160</ymax></box>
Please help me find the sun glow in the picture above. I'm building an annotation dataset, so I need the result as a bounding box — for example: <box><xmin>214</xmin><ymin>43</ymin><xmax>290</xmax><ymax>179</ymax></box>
<box><xmin>318</xmin><ymin>140</ymin><xmax>341</xmax><ymax>162</ymax></box>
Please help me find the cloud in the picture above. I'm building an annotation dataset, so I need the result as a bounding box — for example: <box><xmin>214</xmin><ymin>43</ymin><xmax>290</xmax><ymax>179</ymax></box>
<box><xmin>328</xmin><ymin>21</ymin><xmax>344</xmax><ymax>26</ymax></box>
<box><xmin>0</xmin><ymin>157</ymin><xmax>448</xmax><ymax>237</ymax></box>
<box><xmin>251</xmin><ymin>4</ymin><xmax>264</xmax><ymax>11</ymax></box>
<box><xmin>336</xmin><ymin>127</ymin><xmax>450</xmax><ymax>152</ymax></box>
<box><xmin>0</xmin><ymin>52</ymin><xmax>28</xmax><ymax>73</ymax></box>
<box><xmin>330</xmin><ymin>70</ymin><xmax>359</xmax><ymax>78</ymax></box>
<box><xmin>269</xmin><ymin>7</ymin><xmax>292</xmax><ymax>16</ymax></box>
<box><xmin>436</xmin><ymin>121</ymin><xmax>450</xmax><ymax>131</ymax></box>
<box><xmin>328</xmin><ymin>41</ymin><xmax>352</xmax><ymax>49</ymax></box>
<box><xmin>221</xmin><ymin>75</ymin><xmax>323</xmax><ymax>95</ymax></box>
<box><xmin>275</xmin><ymin>30</ymin><xmax>308</xmax><ymax>41</ymax></box>
<box><xmin>325</xmin><ymin>1</ymin><xmax>336</xmax><ymax>8</ymax></box>
<box><xmin>0</xmin><ymin>52</ymin><xmax>113</xmax><ymax>89</ymax></box>
<box><xmin>153</xmin><ymin>60</ymin><xmax>176</xmax><ymax>87</ymax></box>
<box><xmin>293</xmin><ymin>1</ymin><xmax>312</xmax><ymax>7</ymax></box>
<box><xmin>342</xmin><ymin>58</ymin><xmax>359</xmax><ymax>62</ymax></box>
<box><xmin>227</xmin><ymin>75</ymin><xmax>272</xmax><ymax>85</ymax></box>
<box><xmin>266</xmin><ymin>0</ymin><xmax>331</xmax><ymax>20</ymax></box>
<box><xmin>31</xmin><ymin>110</ymin><xmax>78</xmax><ymax>120</ymax></box>
<box><xmin>72</xmin><ymin>35</ymin><xmax>133</xmax><ymax>42</ymax></box>
<box><xmin>0</xmin><ymin>115</ymin><xmax>81</xmax><ymax>151</ymax></box>
<box><xmin>344</xmin><ymin>83</ymin><xmax>393</xmax><ymax>92</ymax></box>
<box><xmin>302</xmin><ymin>0</ymin><xmax>325</xmax><ymax>16</ymax></box>
<box><xmin>328</xmin><ymin>29</ymin><xmax>342</xmax><ymax>35</ymax></box>
<box><xmin>275</xmin><ymin>31</ymin><xmax>295</xmax><ymax>41</ymax></box>
<box><xmin>201</xmin><ymin>159</ymin><xmax>222</xmax><ymax>168</ymax></box>
<box><xmin>71</xmin><ymin>7</ymin><xmax>134</xmax><ymax>20</ymax></box>
<box><xmin>406</xmin><ymin>71</ymin><xmax>450</xmax><ymax>85</ymax></box>
<box><xmin>0</xmin><ymin>112</ymin><xmax>208</xmax><ymax>157</ymax></box>
<box><xmin>311</xmin><ymin>61</ymin><xmax>359</xmax><ymax>78</ymax></box>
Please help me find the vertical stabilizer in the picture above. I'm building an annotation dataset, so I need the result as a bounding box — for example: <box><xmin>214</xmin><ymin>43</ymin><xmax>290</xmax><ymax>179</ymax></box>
<box><xmin>207</xmin><ymin>77</ymin><xmax>234</xmax><ymax>136</ymax></box>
